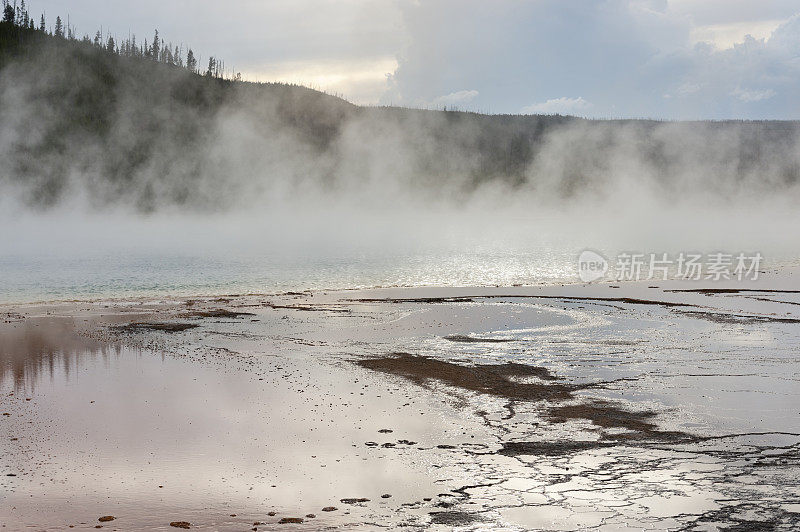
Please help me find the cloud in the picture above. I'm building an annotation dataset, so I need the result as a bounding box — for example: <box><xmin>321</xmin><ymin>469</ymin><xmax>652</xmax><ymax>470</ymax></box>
<box><xmin>430</xmin><ymin>89</ymin><xmax>479</xmax><ymax>108</ymax></box>
<box><xmin>381</xmin><ymin>0</ymin><xmax>689</xmax><ymax>115</ymax></box>
<box><xmin>22</xmin><ymin>0</ymin><xmax>800</xmax><ymax>119</ymax></box>
<box><xmin>689</xmin><ymin>20</ymin><xmax>785</xmax><ymax>50</ymax></box>
<box><xmin>522</xmin><ymin>97</ymin><xmax>592</xmax><ymax>116</ymax></box>
<box><xmin>732</xmin><ymin>87</ymin><xmax>777</xmax><ymax>102</ymax></box>
<box><xmin>668</xmin><ymin>0</ymin><xmax>799</xmax><ymax>26</ymax></box>
<box><xmin>381</xmin><ymin>0</ymin><xmax>800</xmax><ymax>119</ymax></box>
<box><xmin>247</xmin><ymin>57</ymin><xmax>398</xmax><ymax>105</ymax></box>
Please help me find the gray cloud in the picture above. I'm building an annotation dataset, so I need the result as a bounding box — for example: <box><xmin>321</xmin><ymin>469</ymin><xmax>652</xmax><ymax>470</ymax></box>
<box><xmin>668</xmin><ymin>0</ymin><xmax>799</xmax><ymax>26</ymax></box>
<box><xmin>382</xmin><ymin>0</ymin><xmax>800</xmax><ymax>119</ymax></box>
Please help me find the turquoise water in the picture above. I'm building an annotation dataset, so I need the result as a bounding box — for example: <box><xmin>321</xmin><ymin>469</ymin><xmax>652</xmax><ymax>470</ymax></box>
<box><xmin>0</xmin><ymin>247</ymin><xmax>580</xmax><ymax>303</ymax></box>
<box><xmin>0</xmin><ymin>209</ymin><xmax>590</xmax><ymax>303</ymax></box>
<box><xmin>2</xmin><ymin>205</ymin><xmax>798</xmax><ymax>304</ymax></box>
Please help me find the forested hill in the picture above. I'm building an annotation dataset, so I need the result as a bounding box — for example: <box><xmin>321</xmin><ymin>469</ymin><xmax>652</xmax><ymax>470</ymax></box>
<box><xmin>1</xmin><ymin>18</ymin><xmax>799</xmax><ymax>211</ymax></box>
<box><xmin>0</xmin><ymin>18</ymin><xmax>357</xmax><ymax>151</ymax></box>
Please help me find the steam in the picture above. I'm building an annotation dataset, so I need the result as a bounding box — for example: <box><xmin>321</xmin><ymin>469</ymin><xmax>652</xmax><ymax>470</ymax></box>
<box><xmin>3</xmin><ymin>40</ymin><xmax>800</xmax><ymax>213</ymax></box>
<box><xmin>1</xmin><ymin>40</ymin><xmax>800</xmax><ymax>301</ymax></box>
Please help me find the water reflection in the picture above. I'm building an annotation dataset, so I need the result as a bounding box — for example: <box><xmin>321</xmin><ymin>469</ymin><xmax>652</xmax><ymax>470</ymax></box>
<box><xmin>0</xmin><ymin>317</ymin><xmax>120</xmax><ymax>390</ymax></box>
<box><xmin>0</xmin><ymin>313</ymin><xmax>479</xmax><ymax>531</ymax></box>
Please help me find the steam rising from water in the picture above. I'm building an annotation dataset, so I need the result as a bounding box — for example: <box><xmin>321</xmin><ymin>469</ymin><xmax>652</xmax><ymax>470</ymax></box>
<box><xmin>1</xmin><ymin>42</ymin><xmax>799</xmax><ymax>300</ymax></box>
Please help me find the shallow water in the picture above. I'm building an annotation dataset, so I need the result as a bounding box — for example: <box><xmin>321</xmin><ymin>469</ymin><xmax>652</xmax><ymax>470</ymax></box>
<box><xmin>0</xmin><ymin>308</ymin><xmax>495</xmax><ymax>530</ymax></box>
<box><xmin>0</xmin><ymin>246</ymin><xmax>580</xmax><ymax>303</ymax></box>
<box><xmin>2</xmin><ymin>284</ymin><xmax>800</xmax><ymax>529</ymax></box>
<box><xmin>3</xmin><ymin>205</ymin><xmax>800</xmax><ymax>304</ymax></box>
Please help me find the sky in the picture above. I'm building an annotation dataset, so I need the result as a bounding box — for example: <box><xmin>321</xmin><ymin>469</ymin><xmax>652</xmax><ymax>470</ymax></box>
<box><xmin>27</xmin><ymin>0</ymin><xmax>800</xmax><ymax>119</ymax></box>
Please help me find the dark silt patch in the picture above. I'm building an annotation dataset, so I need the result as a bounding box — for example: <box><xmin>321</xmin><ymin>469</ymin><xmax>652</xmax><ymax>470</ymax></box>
<box><xmin>356</xmin><ymin>353</ymin><xmax>572</xmax><ymax>402</ymax></box>
<box><xmin>115</xmin><ymin>322</ymin><xmax>199</xmax><ymax>333</ymax></box>
<box><xmin>676</xmin><ymin>310</ymin><xmax>800</xmax><ymax>325</ymax></box>
<box><xmin>352</xmin><ymin>295</ymin><xmax>692</xmax><ymax>308</ymax></box>
<box><xmin>265</xmin><ymin>303</ymin><xmax>350</xmax><ymax>313</ymax></box>
<box><xmin>689</xmin><ymin>504</ymin><xmax>800</xmax><ymax>531</ymax></box>
<box><xmin>183</xmin><ymin>309</ymin><xmax>256</xmax><ymax>319</ymax></box>
<box><xmin>547</xmin><ymin>401</ymin><xmax>689</xmax><ymax>442</ymax></box>
<box><xmin>357</xmin><ymin>353</ymin><xmax>692</xmax><ymax>446</ymax></box>
<box><xmin>429</xmin><ymin>511</ymin><xmax>478</xmax><ymax>526</ymax></box>
<box><xmin>340</xmin><ymin>497</ymin><xmax>370</xmax><ymax>504</ymax></box>
<box><xmin>353</xmin><ymin>297</ymin><xmax>475</xmax><ymax>304</ymax></box>
<box><xmin>666</xmin><ymin>288</ymin><xmax>800</xmax><ymax>295</ymax></box>
<box><xmin>523</xmin><ymin>295</ymin><xmax>694</xmax><ymax>308</ymax></box>
<box><xmin>499</xmin><ymin>440</ymin><xmax>615</xmax><ymax>457</ymax></box>
<box><xmin>443</xmin><ymin>334</ymin><xmax>514</xmax><ymax>344</ymax></box>
<box><xmin>549</xmin><ymin>401</ymin><xmax>658</xmax><ymax>433</ymax></box>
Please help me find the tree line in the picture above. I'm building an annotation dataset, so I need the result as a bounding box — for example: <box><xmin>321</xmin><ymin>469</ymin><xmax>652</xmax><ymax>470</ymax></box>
<box><xmin>1</xmin><ymin>0</ymin><xmax>238</xmax><ymax>79</ymax></box>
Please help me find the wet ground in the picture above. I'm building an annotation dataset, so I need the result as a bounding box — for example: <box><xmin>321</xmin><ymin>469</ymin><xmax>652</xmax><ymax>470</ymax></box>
<box><xmin>1</xmin><ymin>279</ymin><xmax>800</xmax><ymax>530</ymax></box>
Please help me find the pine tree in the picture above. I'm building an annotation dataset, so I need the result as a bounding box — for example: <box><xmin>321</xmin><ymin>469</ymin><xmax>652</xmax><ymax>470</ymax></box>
<box><xmin>206</xmin><ymin>56</ymin><xmax>215</xmax><ymax>77</ymax></box>
<box><xmin>186</xmin><ymin>49</ymin><xmax>196</xmax><ymax>72</ymax></box>
<box><xmin>106</xmin><ymin>36</ymin><xmax>115</xmax><ymax>53</ymax></box>
<box><xmin>93</xmin><ymin>30</ymin><xmax>101</xmax><ymax>46</ymax></box>
<box><xmin>39</xmin><ymin>13</ymin><xmax>44</xmax><ymax>31</ymax></box>
<box><xmin>151</xmin><ymin>29</ymin><xmax>159</xmax><ymax>60</ymax></box>
<box><xmin>3</xmin><ymin>3</ymin><xmax>15</xmax><ymax>24</ymax></box>
<box><xmin>54</xmin><ymin>16</ymin><xmax>64</xmax><ymax>38</ymax></box>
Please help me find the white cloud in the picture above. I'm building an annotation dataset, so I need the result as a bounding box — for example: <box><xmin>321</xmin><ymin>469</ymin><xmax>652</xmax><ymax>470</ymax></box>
<box><xmin>689</xmin><ymin>20</ymin><xmax>785</xmax><ymax>50</ymax></box>
<box><xmin>732</xmin><ymin>88</ymin><xmax>777</xmax><ymax>102</ymax></box>
<box><xmin>247</xmin><ymin>57</ymin><xmax>398</xmax><ymax>105</ymax></box>
<box><xmin>677</xmin><ymin>82</ymin><xmax>702</xmax><ymax>95</ymax></box>
<box><xmin>430</xmin><ymin>90</ymin><xmax>479</xmax><ymax>108</ymax></box>
<box><xmin>521</xmin><ymin>97</ymin><xmax>592</xmax><ymax>115</ymax></box>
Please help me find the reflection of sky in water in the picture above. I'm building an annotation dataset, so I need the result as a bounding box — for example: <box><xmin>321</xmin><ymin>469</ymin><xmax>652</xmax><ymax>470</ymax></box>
<box><xmin>6</xmin><ymin>247</ymin><xmax>799</xmax><ymax>304</ymax></box>
<box><xmin>0</xmin><ymin>246</ymin><xmax>581</xmax><ymax>303</ymax></box>
<box><xmin>0</xmin><ymin>318</ymin><xmax>115</xmax><ymax>390</ymax></box>
<box><xmin>2</xmin><ymin>288</ymin><xmax>799</xmax><ymax>529</ymax></box>
<box><xmin>385</xmin><ymin>298</ymin><xmax>800</xmax><ymax>436</ymax></box>
<box><xmin>0</xmin><ymin>330</ymin><xmax>485</xmax><ymax>529</ymax></box>
<box><xmin>3</xmin><ymin>204</ymin><xmax>799</xmax><ymax>303</ymax></box>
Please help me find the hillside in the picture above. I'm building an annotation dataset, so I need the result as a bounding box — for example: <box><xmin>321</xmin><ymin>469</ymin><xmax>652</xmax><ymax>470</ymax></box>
<box><xmin>1</xmin><ymin>20</ymin><xmax>799</xmax><ymax>211</ymax></box>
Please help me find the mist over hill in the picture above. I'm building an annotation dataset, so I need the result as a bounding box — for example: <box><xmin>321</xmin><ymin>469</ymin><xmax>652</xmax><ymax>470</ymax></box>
<box><xmin>2</xmin><ymin>19</ymin><xmax>800</xmax><ymax>214</ymax></box>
